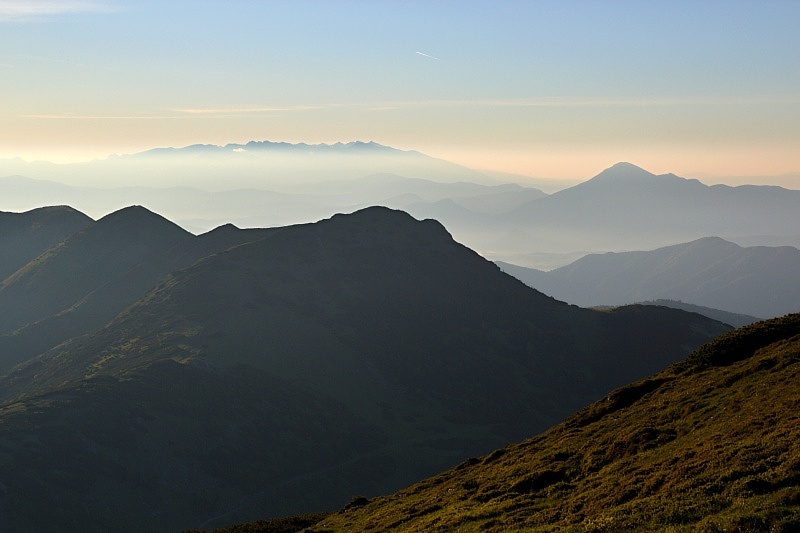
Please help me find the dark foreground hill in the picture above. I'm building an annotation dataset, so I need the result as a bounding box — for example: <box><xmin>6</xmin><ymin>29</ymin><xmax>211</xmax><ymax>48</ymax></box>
<box><xmin>292</xmin><ymin>313</ymin><xmax>800</xmax><ymax>532</ymax></box>
<box><xmin>0</xmin><ymin>207</ymin><xmax>729</xmax><ymax>532</ymax></box>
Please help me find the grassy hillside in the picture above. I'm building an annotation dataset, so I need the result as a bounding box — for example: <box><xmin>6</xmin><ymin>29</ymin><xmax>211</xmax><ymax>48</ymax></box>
<box><xmin>297</xmin><ymin>313</ymin><xmax>800</xmax><ymax>532</ymax></box>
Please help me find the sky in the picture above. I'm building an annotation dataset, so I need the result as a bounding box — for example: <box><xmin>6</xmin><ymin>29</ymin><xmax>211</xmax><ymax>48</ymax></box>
<box><xmin>1</xmin><ymin>0</ymin><xmax>799</xmax><ymax>183</ymax></box>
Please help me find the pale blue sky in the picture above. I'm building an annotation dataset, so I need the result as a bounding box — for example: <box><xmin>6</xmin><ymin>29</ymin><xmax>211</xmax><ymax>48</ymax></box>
<box><xmin>1</xmin><ymin>0</ymin><xmax>799</xmax><ymax>181</ymax></box>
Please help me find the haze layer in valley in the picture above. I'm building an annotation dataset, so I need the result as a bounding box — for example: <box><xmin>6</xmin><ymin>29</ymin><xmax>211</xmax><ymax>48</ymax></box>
<box><xmin>2</xmin><ymin>142</ymin><xmax>799</xmax><ymax>271</ymax></box>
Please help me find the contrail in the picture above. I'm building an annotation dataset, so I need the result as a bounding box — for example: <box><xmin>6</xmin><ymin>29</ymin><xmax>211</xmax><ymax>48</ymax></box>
<box><xmin>416</xmin><ymin>51</ymin><xmax>441</xmax><ymax>61</ymax></box>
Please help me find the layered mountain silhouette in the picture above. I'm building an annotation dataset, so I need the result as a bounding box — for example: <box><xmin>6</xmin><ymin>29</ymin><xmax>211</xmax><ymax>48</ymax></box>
<box><xmin>507</xmin><ymin>162</ymin><xmax>800</xmax><ymax>239</ymax></box>
<box><xmin>631</xmin><ymin>300</ymin><xmax>760</xmax><ymax>329</ymax></box>
<box><xmin>473</xmin><ymin>162</ymin><xmax>800</xmax><ymax>260</ymax></box>
<box><xmin>299</xmin><ymin>313</ymin><xmax>800</xmax><ymax>532</ymax></box>
<box><xmin>0</xmin><ymin>207</ymin><xmax>274</xmax><ymax>372</ymax></box>
<box><xmin>498</xmin><ymin>236</ymin><xmax>800</xmax><ymax>319</ymax></box>
<box><xmin>0</xmin><ymin>205</ymin><xmax>92</xmax><ymax>280</ymax></box>
<box><xmin>0</xmin><ymin>205</ymin><xmax>729</xmax><ymax>532</ymax></box>
<box><xmin>412</xmin><ymin>161</ymin><xmax>800</xmax><ymax>264</ymax></box>
<box><xmin>0</xmin><ymin>172</ymin><xmax>545</xmax><ymax>236</ymax></box>
<box><xmin>0</xmin><ymin>141</ymin><xmax>495</xmax><ymax>191</ymax></box>
<box><xmin>3</xmin><ymin>153</ymin><xmax>799</xmax><ymax>268</ymax></box>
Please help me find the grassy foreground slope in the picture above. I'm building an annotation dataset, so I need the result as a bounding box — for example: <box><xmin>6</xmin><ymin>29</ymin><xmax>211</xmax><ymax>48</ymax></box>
<box><xmin>294</xmin><ymin>313</ymin><xmax>800</xmax><ymax>532</ymax></box>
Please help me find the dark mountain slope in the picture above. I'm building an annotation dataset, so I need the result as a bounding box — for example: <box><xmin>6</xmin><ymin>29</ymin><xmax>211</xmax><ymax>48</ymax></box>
<box><xmin>0</xmin><ymin>207</ymin><xmax>729</xmax><ymax>531</ymax></box>
<box><xmin>498</xmin><ymin>236</ymin><xmax>800</xmax><ymax>318</ymax></box>
<box><xmin>0</xmin><ymin>361</ymin><xmax>385</xmax><ymax>533</ymax></box>
<box><xmin>2</xmin><ymin>208</ymin><xmax>726</xmax><ymax>421</ymax></box>
<box><xmin>0</xmin><ymin>207</ymin><xmax>275</xmax><ymax>372</ymax></box>
<box><xmin>0</xmin><ymin>205</ymin><xmax>93</xmax><ymax>280</ymax></box>
<box><xmin>309</xmin><ymin>313</ymin><xmax>800</xmax><ymax>532</ymax></box>
<box><xmin>0</xmin><ymin>206</ymin><xmax>192</xmax><ymax>333</ymax></box>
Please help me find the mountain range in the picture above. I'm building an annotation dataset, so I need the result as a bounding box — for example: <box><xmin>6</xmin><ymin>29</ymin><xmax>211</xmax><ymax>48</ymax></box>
<box><xmin>0</xmin><ymin>205</ymin><xmax>729</xmax><ymax>532</ymax></box>
<box><xmin>497</xmin><ymin>236</ymin><xmax>800</xmax><ymax>319</ymax></box>
<box><xmin>0</xmin><ymin>172</ymin><xmax>545</xmax><ymax>237</ymax></box>
<box><xmin>3</xmin><ymin>146</ymin><xmax>800</xmax><ymax>269</ymax></box>
<box><xmin>0</xmin><ymin>141</ymin><xmax>497</xmax><ymax>191</ymax></box>
<box><xmin>464</xmin><ymin>162</ymin><xmax>800</xmax><ymax>263</ymax></box>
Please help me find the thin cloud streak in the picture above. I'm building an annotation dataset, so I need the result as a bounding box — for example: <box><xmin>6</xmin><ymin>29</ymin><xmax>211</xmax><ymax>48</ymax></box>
<box><xmin>415</xmin><ymin>51</ymin><xmax>441</xmax><ymax>61</ymax></box>
<box><xmin>22</xmin><ymin>106</ymin><xmax>331</xmax><ymax>120</ymax></box>
<box><xmin>172</xmin><ymin>105</ymin><xmax>329</xmax><ymax>115</ymax></box>
<box><xmin>21</xmin><ymin>94</ymin><xmax>797</xmax><ymax>122</ymax></box>
<box><xmin>367</xmin><ymin>95</ymin><xmax>800</xmax><ymax>110</ymax></box>
<box><xmin>0</xmin><ymin>0</ymin><xmax>115</xmax><ymax>22</ymax></box>
<box><xmin>23</xmin><ymin>114</ymin><xmax>175</xmax><ymax>120</ymax></box>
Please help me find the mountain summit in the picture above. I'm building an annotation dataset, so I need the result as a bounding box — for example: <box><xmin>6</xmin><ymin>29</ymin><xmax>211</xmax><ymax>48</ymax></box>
<box><xmin>548</xmin><ymin>162</ymin><xmax>704</xmax><ymax>196</ymax></box>
<box><xmin>489</xmin><ymin>162</ymin><xmax>800</xmax><ymax>255</ymax></box>
<box><xmin>588</xmin><ymin>162</ymin><xmax>660</xmax><ymax>182</ymax></box>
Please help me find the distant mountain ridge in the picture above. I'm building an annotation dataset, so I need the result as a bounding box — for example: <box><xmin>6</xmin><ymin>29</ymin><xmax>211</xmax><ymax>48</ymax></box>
<box><xmin>633</xmin><ymin>300</ymin><xmax>760</xmax><ymax>328</ymax></box>
<box><xmin>3</xmin><ymin>153</ymin><xmax>799</xmax><ymax>267</ymax></box>
<box><xmin>0</xmin><ymin>205</ymin><xmax>729</xmax><ymax>532</ymax></box>
<box><xmin>129</xmin><ymin>139</ymin><xmax>401</xmax><ymax>157</ymax></box>
<box><xmin>0</xmin><ymin>171</ymin><xmax>545</xmax><ymax>236</ymax></box>
<box><xmin>489</xmin><ymin>162</ymin><xmax>800</xmax><ymax>252</ymax></box>
<box><xmin>404</xmin><ymin>162</ymin><xmax>800</xmax><ymax>265</ymax></box>
<box><xmin>498</xmin><ymin>236</ymin><xmax>800</xmax><ymax>318</ymax></box>
<box><xmin>0</xmin><ymin>140</ymin><xmax>496</xmax><ymax>190</ymax></box>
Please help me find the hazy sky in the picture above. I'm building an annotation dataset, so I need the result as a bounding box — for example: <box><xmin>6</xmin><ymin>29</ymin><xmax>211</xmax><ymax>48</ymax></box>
<box><xmin>1</xmin><ymin>0</ymin><xmax>799</xmax><ymax>182</ymax></box>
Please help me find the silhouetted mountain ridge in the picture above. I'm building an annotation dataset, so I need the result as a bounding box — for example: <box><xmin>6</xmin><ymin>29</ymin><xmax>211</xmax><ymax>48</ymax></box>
<box><xmin>0</xmin><ymin>205</ymin><xmax>729</xmax><ymax>532</ymax></box>
<box><xmin>3</xmin><ymin>156</ymin><xmax>799</xmax><ymax>267</ymax></box>
<box><xmin>0</xmin><ymin>205</ymin><xmax>93</xmax><ymax>280</ymax></box>
<box><xmin>633</xmin><ymin>300</ymin><xmax>760</xmax><ymax>328</ymax></box>
<box><xmin>0</xmin><ymin>206</ymin><xmax>276</xmax><ymax>373</ymax></box>
<box><xmin>427</xmin><ymin>162</ymin><xmax>800</xmax><ymax>261</ymax></box>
